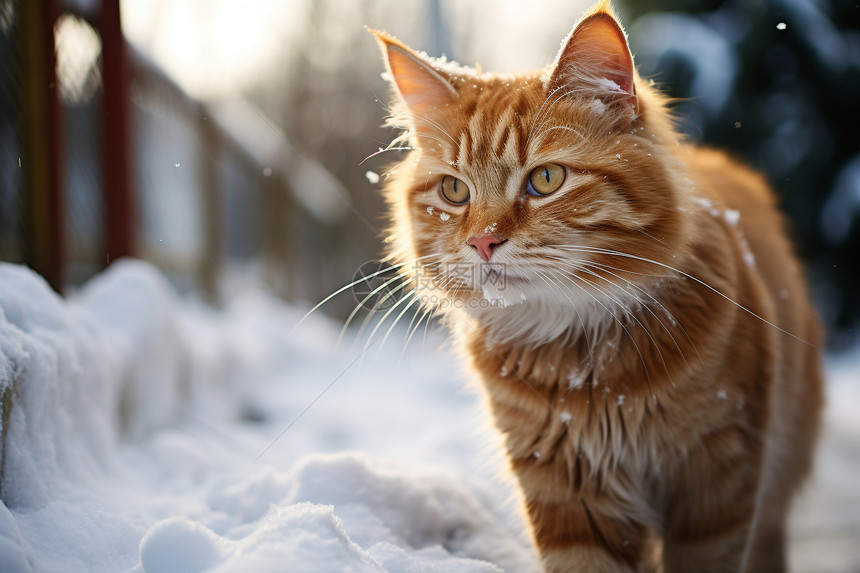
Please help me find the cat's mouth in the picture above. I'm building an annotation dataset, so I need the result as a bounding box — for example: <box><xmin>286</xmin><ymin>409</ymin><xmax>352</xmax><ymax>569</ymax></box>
<box><xmin>479</xmin><ymin>264</ymin><xmax>506</xmax><ymax>286</ymax></box>
<box><xmin>474</xmin><ymin>263</ymin><xmax>530</xmax><ymax>303</ymax></box>
<box><xmin>426</xmin><ymin>260</ymin><xmax>533</xmax><ymax>306</ymax></box>
<box><xmin>475</xmin><ymin>263</ymin><xmax>532</xmax><ymax>287</ymax></box>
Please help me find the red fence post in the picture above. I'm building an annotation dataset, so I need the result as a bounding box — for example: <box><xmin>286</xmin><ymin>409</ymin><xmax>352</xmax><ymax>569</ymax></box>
<box><xmin>100</xmin><ymin>0</ymin><xmax>136</xmax><ymax>263</ymax></box>
<box><xmin>19</xmin><ymin>0</ymin><xmax>65</xmax><ymax>292</ymax></box>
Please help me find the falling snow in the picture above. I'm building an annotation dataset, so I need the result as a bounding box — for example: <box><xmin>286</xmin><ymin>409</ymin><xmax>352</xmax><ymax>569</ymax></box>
<box><xmin>426</xmin><ymin>206</ymin><xmax>435</xmax><ymax>215</ymax></box>
<box><xmin>365</xmin><ymin>170</ymin><xmax>380</xmax><ymax>184</ymax></box>
<box><xmin>717</xmin><ymin>389</ymin><xmax>728</xmax><ymax>400</ymax></box>
<box><xmin>560</xmin><ymin>411</ymin><xmax>573</xmax><ymax>423</ymax></box>
<box><xmin>440</xmin><ymin>212</ymin><xmax>451</xmax><ymax>222</ymax></box>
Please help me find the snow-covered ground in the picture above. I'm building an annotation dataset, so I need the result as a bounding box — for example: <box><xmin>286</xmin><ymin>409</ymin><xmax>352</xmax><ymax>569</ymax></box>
<box><xmin>0</xmin><ymin>259</ymin><xmax>857</xmax><ymax>572</ymax></box>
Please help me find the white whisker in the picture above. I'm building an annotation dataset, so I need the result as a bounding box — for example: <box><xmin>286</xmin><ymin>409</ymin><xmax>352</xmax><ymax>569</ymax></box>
<box><xmin>547</xmin><ymin>245</ymin><xmax>809</xmax><ymax>344</ymax></box>
<box><xmin>547</xmin><ymin>267</ymin><xmax>654</xmax><ymax>392</ymax></box>
<box><xmin>295</xmin><ymin>253</ymin><xmax>443</xmax><ymax>330</ymax></box>
<box><xmin>534</xmin><ymin>269</ymin><xmax>595</xmax><ymax>365</ymax></box>
<box><xmin>564</xmin><ymin>265</ymin><xmax>672</xmax><ymax>387</ymax></box>
<box><xmin>580</xmin><ymin>259</ymin><xmax>724</xmax><ymax>391</ymax></box>
<box><xmin>376</xmin><ymin>290</ymin><xmax>421</xmax><ymax>356</ymax></box>
<box><xmin>355</xmin><ymin>280</ymin><xmax>413</xmax><ymax>347</ymax></box>
<box><xmin>339</xmin><ymin>273</ymin><xmax>409</xmax><ymax>345</ymax></box>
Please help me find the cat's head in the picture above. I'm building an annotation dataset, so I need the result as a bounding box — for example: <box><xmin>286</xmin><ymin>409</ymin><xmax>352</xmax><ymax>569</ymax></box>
<box><xmin>373</xmin><ymin>1</ymin><xmax>692</xmax><ymax>343</ymax></box>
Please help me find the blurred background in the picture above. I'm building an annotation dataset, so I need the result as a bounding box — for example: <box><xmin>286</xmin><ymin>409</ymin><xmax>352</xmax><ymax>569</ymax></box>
<box><xmin>0</xmin><ymin>0</ymin><xmax>858</xmax><ymax>346</ymax></box>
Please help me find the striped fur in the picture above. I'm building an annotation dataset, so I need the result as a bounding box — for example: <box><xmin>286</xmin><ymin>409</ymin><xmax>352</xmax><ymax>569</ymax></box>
<box><xmin>372</xmin><ymin>2</ymin><xmax>823</xmax><ymax>571</ymax></box>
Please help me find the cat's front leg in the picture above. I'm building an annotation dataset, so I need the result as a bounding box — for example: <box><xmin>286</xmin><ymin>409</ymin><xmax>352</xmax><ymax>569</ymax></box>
<box><xmin>541</xmin><ymin>547</ymin><xmax>639</xmax><ymax>573</ymax></box>
<box><xmin>525</xmin><ymin>495</ymin><xmax>654</xmax><ymax>573</ymax></box>
<box><xmin>661</xmin><ymin>526</ymin><xmax>750</xmax><ymax>573</ymax></box>
<box><xmin>660</xmin><ymin>457</ymin><xmax>759</xmax><ymax>573</ymax></box>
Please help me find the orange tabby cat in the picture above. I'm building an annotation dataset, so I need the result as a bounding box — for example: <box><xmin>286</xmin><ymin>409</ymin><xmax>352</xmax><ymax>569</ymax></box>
<box><xmin>371</xmin><ymin>2</ymin><xmax>823</xmax><ymax>571</ymax></box>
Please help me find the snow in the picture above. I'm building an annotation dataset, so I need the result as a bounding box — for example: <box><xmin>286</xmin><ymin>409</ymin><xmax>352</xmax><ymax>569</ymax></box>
<box><xmin>595</xmin><ymin>77</ymin><xmax>623</xmax><ymax>94</ymax></box>
<box><xmin>694</xmin><ymin>196</ymin><xmax>722</xmax><ymax>219</ymax></box>
<box><xmin>723</xmin><ymin>209</ymin><xmax>741</xmax><ymax>225</ymax></box>
<box><xmin>1</xmin><ymin>259</ymin><xmax>859</xmax><ymax>572</ymax></box>
<box><xmin>0</xmin><ymin>260</ymin><xmax>536</xmax><ymax>573</ymax></box>
<box><xmin>587</xmin><ymin>98</ymin><xmax>608</xmax><ymax>115</ymax></box>
<box><xmin>567</xmin><ymin>367</ymin><xmax>587</xmax><ymax>390</ymax></box>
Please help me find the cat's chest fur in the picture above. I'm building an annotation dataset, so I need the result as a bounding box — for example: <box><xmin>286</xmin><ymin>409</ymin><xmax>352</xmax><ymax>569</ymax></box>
<box><xmin>459</xmin><ymin>221</ymin><xmax>774</xmax><ymax>512</ymax></box>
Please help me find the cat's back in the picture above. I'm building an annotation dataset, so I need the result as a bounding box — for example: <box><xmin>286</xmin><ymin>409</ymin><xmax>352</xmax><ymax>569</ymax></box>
<box><xmin>680</xmin><ymin>144</ymin><xmax>819</xmax><ymax>340</ymax></box>
<box><xmin>681</xmin><ymin>144</ymin><xmax>824</xmax><ymax>533</ymax></box>
<box><xmin>680</xmin><ymin>144</ymin><xmax>823</xmax><ymax>381</ymax></box>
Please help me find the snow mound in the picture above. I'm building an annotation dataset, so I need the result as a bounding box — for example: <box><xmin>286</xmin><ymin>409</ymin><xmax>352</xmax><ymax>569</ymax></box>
<box><xmin>140</xmin><ymin>452</ymin><xmax>526</xmax><ymax>573</ymax></box>
<box><xmin>76</xmin><ymin>259</ymin><xmax>189</xmax><ymax>437</ymax></box>
<box><xmin>141</xmin><ymin>517</ymin><xmax>225</xmax><ymax>573</ymax></box>
<box><xmin>0</xmin><ymin>263</ymin><xmax>118</xmax><ymax>509</ymax></box>
<box><xmin>0</xmin><ymin>261</ymin><xmax>538</xmax><ymax>573</ymax></box>
<box><xmin>0</xmin><ymin>503</ymin><xmax>35</xmax><ymax>572</ymax></box>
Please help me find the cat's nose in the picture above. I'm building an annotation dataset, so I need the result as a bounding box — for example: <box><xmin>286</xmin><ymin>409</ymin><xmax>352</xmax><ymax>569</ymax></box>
<box><xmin>467</xmin><ymin>234</ymin><xmax>507</xmax><ymax>262</ymax></box>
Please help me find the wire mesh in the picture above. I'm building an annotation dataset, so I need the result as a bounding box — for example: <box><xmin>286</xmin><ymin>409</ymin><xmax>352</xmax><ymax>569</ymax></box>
<box><xmin>55</xmin><ymin>12</ymin><xmax>106</xmax><ymax>285</ymax></box>
<box><xmin>219</xmin><ymin>150</ymin><xmax>263</xmax><ymax>262</ymax></box>
<box><xmin>0</xmin><ymin>0</ymin><xmax>24</xmax><ymax>263</ymax></box>
<box><xmin>3</xmin><ymin>0</ymin><xmax>288</xmax><ymax>298</ymax></box>
<box><xmin>130</xmin><ymin>75</ymin><xmax>205</xmax><ymax>282</ymax></box>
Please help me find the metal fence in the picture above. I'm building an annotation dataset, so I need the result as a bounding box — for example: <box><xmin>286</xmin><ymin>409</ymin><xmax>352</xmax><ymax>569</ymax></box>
<box><xmin>0</xmin><ymin>0</ymin><xmax>332</xmax><ymax>303</ymax></box>
<box><xmin>55</xmin><ymin>10</ymin><xmax>105</xmax><ymax>285</ymax></box>
<box><xmin>0</xmin><ymin>0</ymin><xmax>24</xmax><ymax>266</ymax></box>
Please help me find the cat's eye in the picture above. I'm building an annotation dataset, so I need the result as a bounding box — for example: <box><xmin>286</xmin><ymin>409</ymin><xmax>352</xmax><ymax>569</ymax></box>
<box><xmin>526</xmin><ymin>164</ymin><xmax>565</xmax><ymax>196</ymax></box>
<box><xmin>440</xmin><ymin>176</ymin><xmax>470</xmax><ymax>205</ymax></box>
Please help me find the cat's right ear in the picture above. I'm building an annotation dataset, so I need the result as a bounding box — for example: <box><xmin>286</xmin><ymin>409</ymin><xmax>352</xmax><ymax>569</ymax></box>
<box><xmin>549</xmin><ymin>1</ymin><xmax>639</xmax><ymax>118</ymax></box>
<box><xmin>369</xmin><ymin>29</ymin><xmax>458</xmax><ymax>116</ymax></box>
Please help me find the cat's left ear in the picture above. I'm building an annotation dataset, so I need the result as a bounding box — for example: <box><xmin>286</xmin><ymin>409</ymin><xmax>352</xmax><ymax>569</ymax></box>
<box><xmin>549</xmin><ymin>2</ymin><xmax>639</xmax><ymax>117</ymax></box>
<box><xmin>370</xmin><ymin>29</ymin><xmax>458</xmax><ymax>116</ymax></box>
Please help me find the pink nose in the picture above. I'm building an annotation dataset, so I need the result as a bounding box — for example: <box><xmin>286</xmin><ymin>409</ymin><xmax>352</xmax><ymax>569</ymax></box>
<box><xmin>467</xmin><ymin>234</ymin><xmax>506</xmax><ymax>262</ymax></box>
